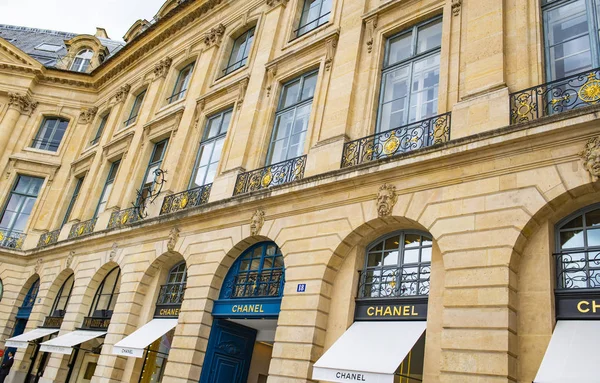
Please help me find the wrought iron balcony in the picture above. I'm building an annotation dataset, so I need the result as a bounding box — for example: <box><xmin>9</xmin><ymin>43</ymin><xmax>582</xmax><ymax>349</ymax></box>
<box><xmin>156</xmin><ymin>283</ymin><xmax>186</xmax><ymax>306</ymax></box>
<box><xmin>68</xmin><ymin>218</ymin><xmax>97</xmax><ymax>239</ymax></box>
<box><xmin>555</xmin><ymin>249</ymin><xmax>600</xmax><ymax>290</ymax></box>
<box><xmin>510</xmin><ymin>68</ymin><xmax>600</xmax><ymax>124</ymax></box>
<box><xmin>222</xmin><ymin>270</ymin><xmax>285</xmax><ymax>299</ymax></box>
<box><xmin>42</xmin><ymin>315</ymin><xmax>64</xmax><ymax>329</ymax></box>
<box><xmin>108</xmin><ymin>207</ymin><xmax>142</xmax><ymax>230</ymax></box>
<box><xmin>38</xmin><ymin>229</ymin><xmax>60</xmax><ymax>248</ymax></box>
<box><xmin>234</xmin><ymin>155</ymin><xmax>307</xmax><ymax>195</ymax></box>
<box><xmin>160</xmin><ymin>184</ymin><xmax>212</xmax><ymax>215</ymax></box>
<box><xmin>341</xmin><ymin>113</ymin><xmax>451</xmax><ymax>168</ymax></box>
<box><xmin>357</xmin><ymin>266</ymin><xmax>430</xmax><ymax>299</ymax></box>
<box><xmin>0</xmin><ymin>230</ymin><xmax>26</xmax><ymax>250</ymax></box>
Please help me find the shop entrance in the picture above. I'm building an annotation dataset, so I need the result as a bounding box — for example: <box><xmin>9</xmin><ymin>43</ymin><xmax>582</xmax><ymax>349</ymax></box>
<box><xmin>200</xmin><ymin>241</ymin><xmax>285</xmax><ymax>383</ymax></box>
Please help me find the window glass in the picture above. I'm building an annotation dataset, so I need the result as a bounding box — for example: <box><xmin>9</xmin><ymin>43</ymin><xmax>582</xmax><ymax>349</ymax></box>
<box><xmin>267</xmin><ymin>72</ymin><xmax>317</xmax><ymax>165</ymax></box>
<box><xmin>90</xmin><ymin>267</ymin><xmax>120</xmax><ymax>316</ymax></box>
<box><xmin>0</xmin><ymin>176</ymin><xmax>44</xmax><ymax>237</ymax></box>
<box><xmin>62</xmin><ymin>177</ymin><xmax>84</xmax><ymax>227</ymax></box>
<box><xmin>91</xmin><ymin>114</ymin><xmax>109</xmax><ymax>146</ymax></box>
<box><xmin>95</xmin><ymin>161</ymin><xmax>120</xmax><ymax>217</ymax></box>
<box><xmin>32</xmin><ymin>117</ymin><xmax>69</xmax><ymax>152</ymax></box>
<box><xmin>51</xmin><ymin>275</ymin><xmax>74</xmax><ymax>316</ymax></box>
<box><xmin>70</xmin><ymin>49</ymin><xmax>94</xmax><ymax>72</ymax></box>
<box><xmin>360</xmin><ymin>232</ymin><xmax>433</xmax><ymax>298</ymax></box>
<box><xmin>0</xmin><ymin>279</ymin><xmax>3</xmax><ymax>302</ymax></box>
<box><xmin>169</xmin><ymin>63</ymin><xmax>195</xmax><ymax>103</ymax></box>
<box><xmin>296</xmin><ymin>0</ymin><xmax>331</xmax><ymax>37</ymax></box>
<box><xmin>224</xmin><ymin>28</ymin><xmax>255</xmax><ymax>75</ymax></box>
<box><xmin>190</xmin><ymin>109</ymin><xmax>232</xmax><ymax>188</ymax></box>
<box><xmin>378</xmin><ymin>18</ymin><xmax>442</xmax><ymax>132</ymax></box>
<box><xmin>140</xmin><ymin>140</ymin><xmax>169</xmax><ymax>203</ymax></box>
<box><xmin>125</xmin><ymin>90</ymin><xmax>146</xmax><ymax>126</ymax></box>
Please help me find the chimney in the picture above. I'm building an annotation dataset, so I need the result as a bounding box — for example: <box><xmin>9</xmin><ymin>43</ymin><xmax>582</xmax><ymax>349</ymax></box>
<box><xmin>95</xmin><ymin>27</ymin><xmax>109</xmax><ymax>39</ymax></box>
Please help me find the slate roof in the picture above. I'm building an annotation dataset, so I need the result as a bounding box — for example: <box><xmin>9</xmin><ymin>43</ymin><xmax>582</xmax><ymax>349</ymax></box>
<box><xmin>0</xmin><ymin>24</ymin><xmax>125</xmax><ymax>70</ymax></box>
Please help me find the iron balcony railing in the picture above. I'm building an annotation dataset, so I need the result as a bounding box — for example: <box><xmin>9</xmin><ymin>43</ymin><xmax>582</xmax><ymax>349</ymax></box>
<box><xmin>38</xmin><ymin>229</ymin><xmax>60</xmax><ymax>248</ymax></box>
<box><xmin>555</xmin><ymin>248</ymin><xmax>600</xmax><ymax>290</ymax></box>
<box><xmin>108</xmin><ymin>207</ymin><xmax>142</xmax><ymax>230</ymax></box>
<box><xmin>510</xmin><ymin>67</ymin><xmax>600</xmax><ymax>124</ymax></box>
<box><xmin>160</xmin><ymin>184</ymin><xmax>212</xmax><ymax>215</ymax></box>
<box><xmin>341</xmin><ymin>113</ymin><xmax>451</xmax><ymax>168</ymax></box>
<box><xmin>81</xmin><ymin>314</ymin><xmax>111</xmax><ymax>330</ymax></box>
<box><xmin>42</xmin><ymin>315</ymin><xmax>64</xmax><ymax>329</ymax></box>
<box><xmin>357</xmin><ymin>266</ymin><xmax>430</xmax><ymax>299</ymax></box>
<box><xmin>229</xmin><ymin>270</ymin><xmax>285</xmax><ymax>299</ymax></box>
<box><xmin>155</xmin><ymin>283</ymin><xmax>186</xmax><ymax>306</ymax></box>
<box><xmin>0</xmin><ymin>230</ymin><xmax>26</xmax><ymax>250</ymax></box>
<box><xmin>68</xmin><ymin>218</ymin><xmax>97</xmax><ymax>239</ymax></box>
<box><xmin>234</xmin><ymin>155</ymin><xmax>307</xmax><ymax>195</ymax></box>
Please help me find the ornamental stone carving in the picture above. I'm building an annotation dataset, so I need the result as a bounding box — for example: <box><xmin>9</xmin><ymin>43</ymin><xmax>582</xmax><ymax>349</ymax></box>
<box><xmin>203</xmin><ymin>24</ymin><xmax>226</xmax><ymax>48</ymax></box>
<box><xmin>114</xmin><ymin>84</ymin><xmax>131</xmax><ymax>103</ymax></box>
<box><xmin>8</xmin><ymin>92</ymin><xmax>38</xmax><ymax>116</ymax></box>
<box><xmin>266</xmin><ymin>65</ymin><xmax>277</xmax><ymax>97</ymax></box>
<box><xmin>325</xmin><ymin>35</ymin><xmax>339</xmax><ymax>71</ymax></box>
<box><xmin>154</xmin><ymin>57</ymin><xmax>173</xmax><ymax>79</ymax></box>
<box><xmin>167</xmin><ymin>227</ymin><xmax>180</xmax><ymax>252</ymax></box>
<box><xmin>452</xmin><ymin>0</ymin><xmax>462</xmax><ymax>16</ymax></box>
<box><xmin>78</xmin><ymin>107</ymin><xmax>98</xmax><ymax>124</ymax></box>
<box><xmin>237</xmin><ymin>78</ymin><xmax>249</xmax><ymax>105</ymax></box>
<box><xmin>266</xmin><ymin>0</ymin><xmax>289</xmax><ymax>8</ymax></box>
<box><xmin>109</xmin><ymin>242</ymin><xmax>118</xmax><ymax>260</ymax></box>
<box><xmin>250</xmin><ymin>209</ymin><xmax>265</xmax><ymax>236</ymax></box>
<box><xmin>376</xmin><ymin>183</ymin><xmax>397</xmax><ymax>217</ymax></box>
<box><xmin>580</xmin><ymin>136</ymin><xmax>600</xmax><ymax>182</ymax></box>
<box><xmin>365</xmin><ymin>16</ymin><xmax>378</xmax><ymax>54</ymax></box>
<box><xmin>66</xmin><ymin>251</ymin><xmax>75</xmax><ymax>269</ymax></box>
<box><xmin>34</xmin><ymin>258</ymin><xmax>42</xmax><ymax>274</ymax></box>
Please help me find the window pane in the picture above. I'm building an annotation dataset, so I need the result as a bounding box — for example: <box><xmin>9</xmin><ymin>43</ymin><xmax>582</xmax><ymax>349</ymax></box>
<box><xmin>205</xmin><ymin>115</ymin><xmax>222</xmax><ymax>139</ymax></box>
<box><xmin>563</xmin><ymin>214</ymin><xmax>584</xmax><ymax>229</ymax></box>
<box><xmin>404</xmin><ymin>249</ymin><xmax>420</xmax><ymax>264</ymax></box>
<box><xmin>301</xmin><ymin>73</ymin><xmax>318</xmax><ymax>101</ymax></box>
<box><xmin>408</xmin><ymin>54</ymin><xmax>440</xmax><ymax>123</ymax></box>
<box><xmin>383</xmin><ymin>251</ymin><xmax>399</xmax><ymax>265</ymax></box>
<box><xmin>421</xmin><ymin>247</ymin><xmax>432</xmax><ymax>263</ymax></box>
<box><xmin>586</xmin><ymin>209</ymin><xmax>600</xmax><ymax>227</ymax></box>
<box><xmin>417</xmin><ymin>20</ymin><xmax>442</xmax><ymax>53</ymax></box>
<box><xmin>280</xmin><ymin>81</ymin><xmax>301</xmax><ymax>109</ymax></box>
<box><xmin>387</xmin><ymin>33</ymin><xmax>412</xmax><ymax>66</ymax></box>
<box><xmin>367</xmin><ymin>252</ymin><xmax>382</xmax><ymax>267</ymax></box>
<box><xmin>588</xmin><ymin>228</ymin><xmax>600</xmax><ymax>246</ymax></box>
<box><xmin>561</xmin><ymin>229</ymin><xmax>585</xmax><ymax>248</ymax></box>
<box><xmin>220</xmin><ymin>110</ymin><xmax>232</xmax><ymax>134</ymax></box>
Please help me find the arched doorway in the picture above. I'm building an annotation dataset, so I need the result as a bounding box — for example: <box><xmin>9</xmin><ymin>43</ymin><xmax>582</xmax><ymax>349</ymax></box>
<box><xmin>200</xmin><ymin>241</ymin><xmax>285</xmax><ymax>383</ymax></box>
<box><xmin>5</xmin><ymin>276</ymin><xmax>40</xmax><ymax>360</ymax></box>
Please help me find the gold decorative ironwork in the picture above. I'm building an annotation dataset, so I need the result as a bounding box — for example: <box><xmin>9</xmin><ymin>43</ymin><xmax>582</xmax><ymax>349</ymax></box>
<box><xmin>179</xmin><ymin>194</ymin><xmax>189</xmax><ymax>209</ymax></box>
<box><xmin>0</xmin><ymin>230</ymin><xmax>27</xmax><ymax>250</ymax></box>
<box><xmin>68</xmin><ymin>218</ymin><xmax>97</xmax><ymax>239</ymax></box>
<box><xmin>160</xmin><ymin>184</ymin><xmax>212</xmax><ymax>215</ymax></box>
<box><xmin>234</xmin><ymin>156</ymin><xmax>307</xmax><ymax>195</ymax></box>
<box><xmin>341</xmin><ymin>113</ymin><xmax>451</xmax><ymax>168</ymax></box>
<box><xmin>578</xmin><ymin>73</ymin><xmax>600</xmax><ymax>103</ymax></box>
<box><xmin>108</xmin><ymin>207</ymin><xmax>141</xmax><ymax>230</ymax></box>
<box><xmin>261</xmin><ymin>168</ymin><xmax>273</xmax><ymax>188</ymax></box>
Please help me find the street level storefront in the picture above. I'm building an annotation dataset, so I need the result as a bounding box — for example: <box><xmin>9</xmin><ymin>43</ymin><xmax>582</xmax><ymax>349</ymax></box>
<box><xmin>112</xmin><ymin>261</ymin><xmax>187</xmax><ymax>383</ymax></box>
<box><xmin>314</xmin><ymin>231</ymin><xmax>431</xmax><ymax>383</ymax></box>
<box><xmin>40</xmin><ymin>266</ymin><xmax>121</xmax><ymax>383</ymax></box>
<box><xmin>200</xmin><ymin>241</ymin><xmax>284</xmax><ymax>383</ymax></box>
<box><xmin>534</xmin><ymin>205</ymin><xmax>600</xmax><ymax>382</ymax></box>
<box><xmin>5</xmin><ymin>273</ymin><xmax>74</xmax><ymax>383</ymax></box>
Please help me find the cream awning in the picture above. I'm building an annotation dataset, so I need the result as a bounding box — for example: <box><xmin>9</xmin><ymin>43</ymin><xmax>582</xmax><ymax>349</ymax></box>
<box><xmin>312</xmin><ymin>321</ymin><xmax>426</xmax><ymax>383</ymax></box>
<box><xmin>39</xmin><ymin>330</ymin><xmax>106</xmax><ymax>355</ymax></box>
<box><xmin>111</xmin><ymin>318</ymin><xmax>178</xmax><ymax>358</ymax></box>
<box><xmin>5</xmin><ymin>328</ymin><xmax>59</xmax><ymax>349</ymax></box>
<box><xmin>534</xmin><ymin>320</ymin><xmax>600</xmax><ymax>383</ymax></box>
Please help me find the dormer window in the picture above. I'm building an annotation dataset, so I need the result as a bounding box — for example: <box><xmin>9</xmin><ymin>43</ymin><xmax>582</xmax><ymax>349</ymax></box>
<box><xmin>71</xmin><ymin>49</ymin><xmax>94</xmax><ymax>72</ymax></box>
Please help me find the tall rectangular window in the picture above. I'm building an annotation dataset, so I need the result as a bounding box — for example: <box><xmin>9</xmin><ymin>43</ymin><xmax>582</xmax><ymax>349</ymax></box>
<box><xmin>377</xmin><ymin>18</ymin><xmax>442</xmax><ymax>133</ymax></box>
<box><xmin>223</xmin><ymin>28</ymin><xmax>255</xmax><ymax>76</ymax></box>
<box><xmin>139</xmin><ymin>140</ymin><xmax>168</xmax><ymax>202</ymax></box>
<box><xmin>62</xmin><ymin>177</ymin><xmax>84</xmax><ymax>227</ymax></box>
<box><xmin>168</xmin><ymin>63</ymin><xmax>195</xmax><ymax>103</ymax></box>
<box><xmin>0</xmin><ymin>176</ymin><xmax>44</xmax><ymax>235</ymax></box>
<box><xmin>94</xmin><ymin>160</ymin><xmax>120</xmax><ymax>217</ymax></box>
<box><xmin>91</xmin><ymin>114</ymin><xmax>109</xmax><ymax>146</ymax></box>
<box><xmin>543</xmin><ymin>0</ymin><xmax>600</xmax><ymax>81</ymax></box>
<box><xmin>296</xmin><ymin>0</ymin><xmax>332</xmax><ymax>37</ymax></box>
<box><xmin>31</xmin><ymin>117</ymin><xmax>69</xmax><ymax>152</ymax></box>
<box><xmin>190</xmin><ymin>109</ymin><xmax>232</xmax><ymax>188</ymax></box>
<box><xmin>124</xmin><ymin>90</ymin><xmax>146</xmax><ymax>127</ymax></box>
<box><xmin>266</xmin><ymin>71</ymin><xmax>318</xmax><ymax>165</ymax></box>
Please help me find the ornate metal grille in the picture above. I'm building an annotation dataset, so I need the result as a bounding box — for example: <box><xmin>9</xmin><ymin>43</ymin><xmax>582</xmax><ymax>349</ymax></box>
<box><xmin>341</xmin><ymin>113</ymin><xmax>451</xmax><ymax>168</ymax></box>
<box><xmin>68</xmin><ymin>218</ymin><xmax>97</xmax><ymax>239</ymax></box>
<box><xmin>555</xmin><ymin>250</ymin><xmax>600</xmax><ymax>290</ymax></box>
<box><xmin>231</xmin><ymin>270</ymin><xmax>284</xmax><ymax>298</ymax></box>
<box><xmin>81</xmin><ymin>315</ymin><xmax>111</xmax><ymax>330</ymax></box>
<box><xmin>160</xmin><ymin>184</ymin><xmax>212</xmax><ymax>215</ymax></box>
<box><xmin>510</xmin><ymin>68</ymin><xmax>600</xmax><ymax>124</ymax></box>
<box><xmin>38</xmin><ymin>229</ymin><xmax>60</xmax><ymax>248</ymax></box>
<box><xmin>155</xmin><ymin>283</ymin><xmax>186</xmax><ymax>306</ymax></box>
<box><xmin>0</xmin><ymin>230</ymin><xmax>26</xmax><ymax>250</ymax></box>
<box><xmin>108</xmin><ymin>207</ymin><xmax>142</xmax><ymax>230</ymax></box>
<box><xmin>42</xmin><ymin>316</ymin><xmax>64</xmax><ymax>329</ymax></box>
<box><xmin>234</xmin><ymin>155</ymin><xmax>307</xmax><ymax>195</ymax></box>
<box><xmin>358</xmin><ymin>232</ymin><xmax>432</xmax><ymax>299</ymax></box>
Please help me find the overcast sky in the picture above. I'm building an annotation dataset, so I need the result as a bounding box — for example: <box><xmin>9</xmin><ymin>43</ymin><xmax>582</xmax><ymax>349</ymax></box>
<box><xmin>0</xmin><ymin>0</ymin><xmax>167</xmax><ymax>41</ymax></box>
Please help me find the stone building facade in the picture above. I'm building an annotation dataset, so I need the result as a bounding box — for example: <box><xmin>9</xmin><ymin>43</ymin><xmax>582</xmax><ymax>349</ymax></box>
<box><xmin>0</xmin><ymin>0</ymin><xmax>599</xmax><ymax>382</ymax></box>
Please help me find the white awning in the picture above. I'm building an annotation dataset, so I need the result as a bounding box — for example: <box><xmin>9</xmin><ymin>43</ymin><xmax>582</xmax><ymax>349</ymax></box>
<box><xmin>534</xmin><ymin>320</ymin><xmax>600</xmax><ymax>383</ymax></box>
<box><xmin>5</xmin><ymin>328</ymin><xmax>59</xmax><ymax>349</ymax></box>
<box><xmin>39</xmin><ymin>330</ymin><xmax>106</xmax><ymax>355</ymax></box>
<box><xmin>312</xmin><ymin>321</ymin><xmax>426</xmax><ymax>383</ymax></box>
<box><xmin>112</xmin><ymin>318</ymin><xmax>178</xmax><ymax>358</ymax></box>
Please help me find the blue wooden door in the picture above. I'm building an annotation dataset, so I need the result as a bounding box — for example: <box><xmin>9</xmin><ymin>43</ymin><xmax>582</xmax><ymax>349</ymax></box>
<box><xmin>200</xmin><ymin>319</ymin><xmax>257</xmax><ymax>383</ymax></box>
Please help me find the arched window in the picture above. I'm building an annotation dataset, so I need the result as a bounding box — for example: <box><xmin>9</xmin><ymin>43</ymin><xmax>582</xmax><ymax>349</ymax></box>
<box><xmin>50</xmin><ymin>274</ymin><xmax>74</xmax><ymax>317</ymax></box>
<box><xmin>556</xmin><ymin>204</ymin><xmax>600</xmax><ymax>289</ymax></box>
<box><xmin>22</xmin><ymin>278</ymin><xmax>40</xmax><ymax>309</ymax></box>
<box><xmin>70</xmin><ymin>49</ymin><xmax>94</xmax><ymax>72</ymax></box>
<box><xmin>221</xmin><ymin>242</ymin><xmax>285</xmax><ymax>299</ymax></box>
<box><xmin>156</xmin><ymin>262</ymin><xmax>187</xmax><ymax>306</ymax></box>
<box><xmin>0</xmin><ymin>278</ymin><xmax>3</xmax><ymax>302</ymax></box>
<box><xmin>359</xmin><ymin>231</ymin><xmax>432</xmax><ymax>298</ymax></box>
<box><xmin>89</xmin><ymin>267</ymin><xmax>121</xmax><ymax>318</ymax></box>
<box><xmin>167</xmin><ymin>262</ymin><xmax>187</xmax><ymax>284</ymax></box>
